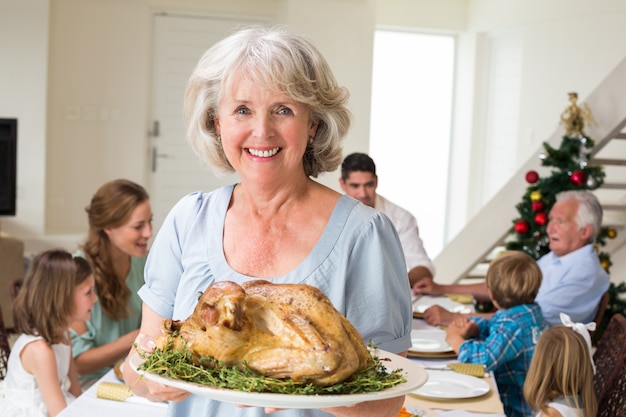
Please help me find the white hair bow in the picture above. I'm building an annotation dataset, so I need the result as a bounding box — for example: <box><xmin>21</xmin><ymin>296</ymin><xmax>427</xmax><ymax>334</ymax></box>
<box><xmin>559</xmin><ymin>313</ymin><xmax>596</xmax><ymax>374</ymax></box>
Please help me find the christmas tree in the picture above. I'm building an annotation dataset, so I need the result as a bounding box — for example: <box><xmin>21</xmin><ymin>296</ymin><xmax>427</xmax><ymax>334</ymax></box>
<box><xmin>504</xmin><ymin>92</ymin><xmax>623</xmax><ymax>340</ymax></box>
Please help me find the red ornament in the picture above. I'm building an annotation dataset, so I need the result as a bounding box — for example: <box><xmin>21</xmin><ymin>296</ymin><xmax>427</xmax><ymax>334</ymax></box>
<box><xmin>525</xmin><ymin>170</ymin><xmax>539</xmax><ymax>184</ymax></box>
<box><xmin>534</xmin><ymin>212</ymin><xmax>548</xmax><ymax>226</ymax></box>
<box><xmin>514</xmin><ymin>220</ymin><xmax>530</xmax><ymax>234</ymax></box>
<box><xmin>570</xmin><ymin>170</ymin><xmax>586</xmax><ymax>186</ymax></box>
<box><xmin>531</xmin><ymin>201</ymin><xmax>544</xmax><ymax>212</ymax></box>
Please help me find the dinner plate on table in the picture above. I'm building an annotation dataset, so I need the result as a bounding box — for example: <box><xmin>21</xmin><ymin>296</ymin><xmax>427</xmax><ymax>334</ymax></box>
<box><xmin>413</xmin><ymin>296</ymin><xmax>472</xmax><ymax>318</ymax></box>
<box><xmin>129</xmin><ymin>350</ymin><xmax>428</xmax><ymax>409</ymax></box>
<box><xmin>411</xmin><ymin>370</ymin><xmax>490</xmax><ymax>400</ymax></box>
<box><xmin>410</xmin><ymin>329</ymin><xmax>452</xmax><ymax>353</ymax></box>
<box><xmin>407</xmin><ymin>329</ymin><xmax>456</xmax><ymax>359</ymax></box>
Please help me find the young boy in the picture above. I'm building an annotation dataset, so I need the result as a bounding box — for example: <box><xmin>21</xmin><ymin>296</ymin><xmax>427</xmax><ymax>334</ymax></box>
<box><xmin>445</xmin><ymin>251</ymin><xmax>547</xmax><ymax>417</ymax></box>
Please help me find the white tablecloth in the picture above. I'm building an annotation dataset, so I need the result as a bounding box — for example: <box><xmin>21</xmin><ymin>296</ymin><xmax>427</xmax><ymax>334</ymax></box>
<box><xmin>57</xmin><ymin>369</ymin><xmax>168</xmax><ymax>417</ymax></box>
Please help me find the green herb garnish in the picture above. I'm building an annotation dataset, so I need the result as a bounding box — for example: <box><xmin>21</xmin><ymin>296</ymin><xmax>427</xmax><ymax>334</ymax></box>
<box><xmin>138</xmin><ymin>340</ymin><xmax>406</xmax><ymax>395</ymax></box>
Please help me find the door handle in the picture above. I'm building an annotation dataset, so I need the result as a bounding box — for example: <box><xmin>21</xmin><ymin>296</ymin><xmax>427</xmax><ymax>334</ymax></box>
<box><xmin>151</xmin><ymin>146</ymin><xmax>169</xmax><ymax>172</ymax></box>
<box><xmin>149</xmin><ymin>120</ymin><xmax>160</xmax><ymax>137</ymax></box>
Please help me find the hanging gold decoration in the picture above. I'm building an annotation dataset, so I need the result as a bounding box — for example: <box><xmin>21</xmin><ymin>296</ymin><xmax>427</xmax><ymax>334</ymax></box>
<box><xmin>560</xmin><ymin>92</ymin><xmax>596</xmax><ymax>137</ymax></box>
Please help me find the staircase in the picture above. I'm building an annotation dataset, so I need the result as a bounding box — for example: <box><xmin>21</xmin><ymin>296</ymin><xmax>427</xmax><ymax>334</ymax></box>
<box><xmin>434</xmin><ymin>56</ymin><xmax>626</xmax><ymax>285</ymax></box>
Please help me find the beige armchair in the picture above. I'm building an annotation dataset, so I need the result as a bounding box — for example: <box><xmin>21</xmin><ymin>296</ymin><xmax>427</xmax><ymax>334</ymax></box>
<box><xmin>0</xmin><ymin>231</ymin><xmax>24</xmax><ymax>330</ymax></box>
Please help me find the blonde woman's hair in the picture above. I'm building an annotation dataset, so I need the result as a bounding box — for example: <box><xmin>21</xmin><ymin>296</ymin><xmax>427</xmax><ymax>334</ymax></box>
<box><xmin>485</xmin><ymin>251</ymin><xmax>542</xmax><ymax>309</ymax></box>
<box><xmin>524</xmin><ymin>326</ymin><xmax>597</xmax><ymax>416</ymax></box>
<box><xmin>82</xmin><ymin>179</ymin><xmax>149</xmax><ymax>320</ymax></box>
<box><xmin>184</xmin><ymin>24</ymin><xmax>351</xmax><ymax>178</ymax></box>
<box><xmin>12</xmin><ymin>249</ymin><xmax>91</xmax><ymax>344</ymax></box>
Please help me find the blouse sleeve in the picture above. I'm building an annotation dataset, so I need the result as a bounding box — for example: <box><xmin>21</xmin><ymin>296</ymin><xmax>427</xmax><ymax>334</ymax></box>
<box><xmin>138</xmin><ymin>193</ymin><xmax>203</xmax><ymax>319</ymax></box>
<box><xmin>342</xmin><ymin>210</ymin><xmax>413</xmax><ymax>354</ymax></box>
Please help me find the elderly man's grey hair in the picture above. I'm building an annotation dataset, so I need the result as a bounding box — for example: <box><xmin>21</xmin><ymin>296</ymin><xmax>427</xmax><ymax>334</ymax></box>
<box><xmin>555</xmin><ymin>190</ymin><xmax>602</xmax><ymax>242</ymax></box>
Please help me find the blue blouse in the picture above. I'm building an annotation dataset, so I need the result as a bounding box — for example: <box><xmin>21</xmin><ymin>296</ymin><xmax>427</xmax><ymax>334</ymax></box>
<box><xmin>138</xmin><ymin>185</ymin><xmax>412</xmax><ymax>417</ymax></box>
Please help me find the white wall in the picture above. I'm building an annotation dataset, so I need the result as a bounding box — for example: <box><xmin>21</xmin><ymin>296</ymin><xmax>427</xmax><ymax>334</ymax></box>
<box><xmin>465</xmin><ymin>0</ymin><xmax>626</xmax><ymax>216</ymax></box>
<box><xmin>0</xmin><ymin>0</ymin><xmax>49</xmax><ymax>241</ymax></box>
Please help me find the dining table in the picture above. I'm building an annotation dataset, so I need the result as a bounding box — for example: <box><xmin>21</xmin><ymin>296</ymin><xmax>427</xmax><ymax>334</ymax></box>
<box><xmin>404</xmin><ymin>308</ymin><xmax>506</xmax><ymax>417</ymax></box>
<box><xmin>58</xmin><ymin>295</ymin><xmax>505</xmax><ymax>417</ymax></box>
<box><xmin>57</xmin><ymin>368</ymin><xmax>168</xmax><ymax>417</ymax></box>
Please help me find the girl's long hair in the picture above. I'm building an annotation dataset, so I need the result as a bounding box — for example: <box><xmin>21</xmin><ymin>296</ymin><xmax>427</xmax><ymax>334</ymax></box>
<box><xmin>524</xmin><ymin>326</ymin><xmax>597</xmax><ymax>416</ymax></box>
<box><xmin>12</xmin><ymin>250</ymin><xmax>91</xmax><ymax>344</ymax></box>
<box><xmin>81</xmin><ymin>179</ymin><xmax>148</xmax><ymax>320</ymax></box>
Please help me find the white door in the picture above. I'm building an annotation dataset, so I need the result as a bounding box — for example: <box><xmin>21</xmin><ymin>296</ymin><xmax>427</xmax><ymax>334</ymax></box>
<box><xmin>149</xmin><ymin>14</ymin><xmax>265</xmax><ymax>231</ymax></box>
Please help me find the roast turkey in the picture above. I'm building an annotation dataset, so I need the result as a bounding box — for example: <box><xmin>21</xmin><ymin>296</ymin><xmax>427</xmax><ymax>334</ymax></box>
<box><xmin>156</xmin><ymin>280</ymin><xmax>371</xmax><ymax>386</ymax></box>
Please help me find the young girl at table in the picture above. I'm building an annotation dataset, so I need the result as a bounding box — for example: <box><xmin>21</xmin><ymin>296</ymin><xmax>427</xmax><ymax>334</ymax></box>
<box><xmin>0</xmin><ymin>249</ymin><xmax>98</xmax><ymax>417</ymax></box>
<box><xmin>445</xmin><ymin>251</ymin><xmax>547</xmax><ymax>417</ymax></box>
<box><xmin>524</xmin><ymin>321</ymin><xmax>597</xmax><ymax>417</ymax></box>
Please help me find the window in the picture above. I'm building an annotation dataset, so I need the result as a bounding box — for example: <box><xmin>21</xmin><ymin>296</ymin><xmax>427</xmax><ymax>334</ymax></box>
<box><xmin>370</xmin><ymin>30</ymin><xmax>455</xmax><ymax>257</ymax></box>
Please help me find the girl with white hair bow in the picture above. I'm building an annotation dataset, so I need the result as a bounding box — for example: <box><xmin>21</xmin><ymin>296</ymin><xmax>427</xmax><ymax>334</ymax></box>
<box><xmin>523</xmin><ymin>314</ymin><xmax>597</xmax><ymax>417</ymax></box>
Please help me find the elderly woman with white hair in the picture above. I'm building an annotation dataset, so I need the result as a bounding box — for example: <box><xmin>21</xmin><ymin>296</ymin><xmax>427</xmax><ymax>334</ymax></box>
<box><xmin>123</xmin><ymin>25</ymin><xmax>412</xmax><ymax>417</ymax></box>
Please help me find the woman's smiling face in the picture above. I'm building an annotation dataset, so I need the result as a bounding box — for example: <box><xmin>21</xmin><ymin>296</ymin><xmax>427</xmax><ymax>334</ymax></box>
<box><xmin>214</xmin><ymin>75</ymin><xmax>318</xmax><ymax>182</ymax></box>
<box><xmin>104</xmin><ymin>200</ymin><xmax>153</xmax><ymax>258</ymax></box>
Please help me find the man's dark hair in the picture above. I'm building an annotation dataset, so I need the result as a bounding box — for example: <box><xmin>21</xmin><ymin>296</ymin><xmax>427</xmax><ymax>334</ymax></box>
<box><xmin>341</xmin><ymin>153</ymin><xmax>377</xmax><ymax>180</ymax></box>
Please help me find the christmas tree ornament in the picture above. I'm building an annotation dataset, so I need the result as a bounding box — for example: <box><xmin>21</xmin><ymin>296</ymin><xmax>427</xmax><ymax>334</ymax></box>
<box><xmin>560</xmin><ymin>92</ymin><xmax>595</xmax><ymax>137</ymax></box>
<box><xmin>534</xmin><ymin>212</ymin><xmax>548</xmax><ymax>226</ymax></box>
<box><xmin>586</xmin><ymin>176</ymin><xmax>597</xmax><ymax>188</ymax></box>
<box><xmin>608</xmin><ymin>228</ymin><xmax>617</xmax><ymax>239</ymax></box>
<box><xmin>538</xmin><ymin>153</ymin><xmax>547</xmax><ymax>161</ymax></box>
<box><xmin>514</xmin><ymin>220</ymin><xmax>530</xmax><ymax>235</ymax></box>
<box><xmin>531</xmin><ymin>201</ymin><xmax>544</xmax><ymax>212</ymax></box>
<box><xmin>530</xmin><ymin>191</ymin><xmax>542</xmax><ymax>202</ymax></box>
<box><xmin>525</xmin><ymin>170</ymin><xmax>539</xmax><ymax>184</ymax></box>
<box><xmin>601</xmin><ymin>259</ymin><xmax>610</xmax><ymax>270</ymax></box>
<box><xmin>570</xmin><ymin>170</ymin><xmax>586</xmax><ymax>186</ymax></box>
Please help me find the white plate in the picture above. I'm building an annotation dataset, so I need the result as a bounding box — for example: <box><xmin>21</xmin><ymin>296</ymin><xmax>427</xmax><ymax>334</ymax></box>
<box><xmin>129</xmin><ymin>350</ymin><xmax>428</xmax><ymax>409</ymax></box>
<box><xmin>411</xmin><ymin>370</ymin><xmax>490</xmax><ymax>399</ymax></box>
<box><xmin>413</xmin><ymin>296</ymin><xmax>472</xmax><ymax>314</ymax></box>
<box><xmin>409</xmin><ymin>329</ymin><xmax>453</xmax><ymax>353</ymax></box>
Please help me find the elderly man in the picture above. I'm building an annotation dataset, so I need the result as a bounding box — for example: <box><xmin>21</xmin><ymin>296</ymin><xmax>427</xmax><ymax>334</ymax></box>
<box><xmin>339</xmin><ymin>153</ymin><xmax>435</xmax><ymax>287</ymax></box>
<box><xmin>415</xmin><ymin>190</ymin><xmax>610</xmax><ymax>326</ymax></box>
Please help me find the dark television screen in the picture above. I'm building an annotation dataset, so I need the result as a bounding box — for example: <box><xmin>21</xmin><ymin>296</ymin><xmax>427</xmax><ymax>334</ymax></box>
<box><xmin>0</xmin><ymin>118</ymin><xmax>17</xmax><ymax>215</ymax></box>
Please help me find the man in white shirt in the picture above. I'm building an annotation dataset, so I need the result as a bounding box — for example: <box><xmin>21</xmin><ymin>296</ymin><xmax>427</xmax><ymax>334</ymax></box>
<box><xmin>339</xmin><ymin>153</ymin><xmax>435</xmax><ymax>287</ymax></box>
